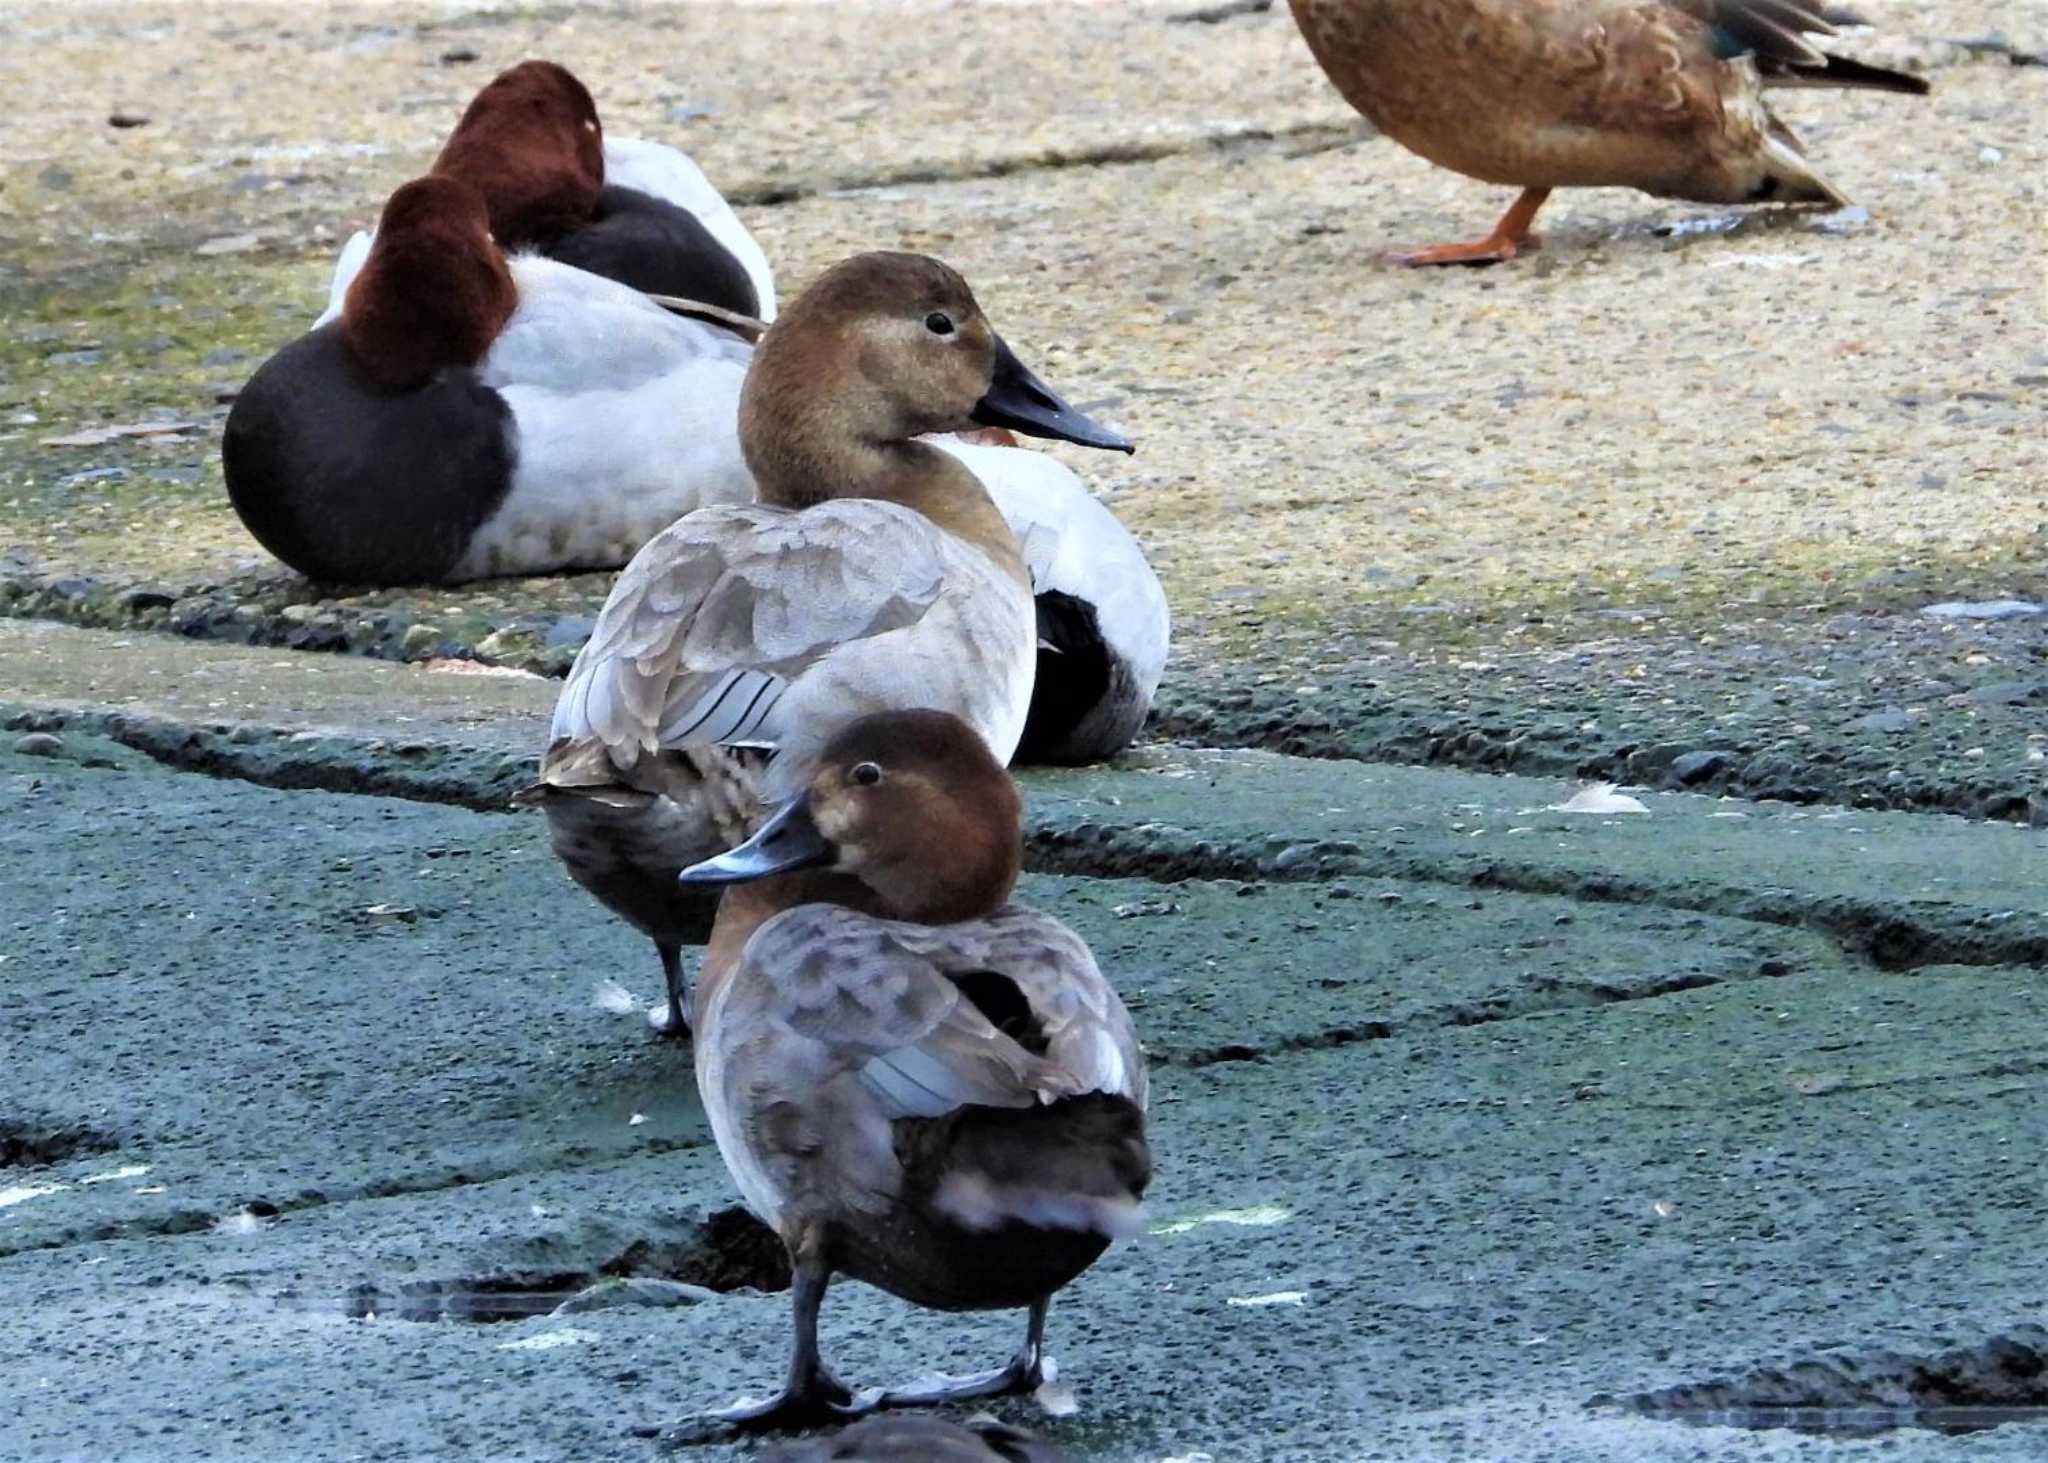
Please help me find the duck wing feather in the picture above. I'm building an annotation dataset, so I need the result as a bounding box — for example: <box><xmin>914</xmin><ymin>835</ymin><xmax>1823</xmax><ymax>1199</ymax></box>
<box><xmin>706</xmin><ymin>903</ymin><xmax>1143</xmax><ymax>1220</ymax></box>
<box><xmin>540</xmin><ymin>500</ymin><xmax>954</xmax><ymax>791</ymax></box>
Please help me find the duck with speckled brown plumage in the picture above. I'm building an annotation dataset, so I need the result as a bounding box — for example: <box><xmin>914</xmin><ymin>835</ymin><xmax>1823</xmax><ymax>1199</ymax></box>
<box><xmin>670</xmin><ymin>710</ymin><xmax>1149</xmax><ymax>1435</ymax></box>
<box><xmin>1287</xmin><ymin>0</ymin><xmax>1929</xmax><ymax>265</ymax></box>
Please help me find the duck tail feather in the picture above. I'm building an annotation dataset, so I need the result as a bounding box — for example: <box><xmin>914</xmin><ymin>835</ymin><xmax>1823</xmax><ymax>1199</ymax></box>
<box><xmin>919</xmin><ymin>1092</ymin><xmax>1151</xmax><ymax>1237</ymax></box>
<box><xmin>1757</xmin><ymin>124</ymin><xmax>1852</xmax><ymax>206</ymax></box>
<box><xmin>1771</xmin><ymin>52</ymin><xmax>1931</xmax><ymax>94</ymax></box>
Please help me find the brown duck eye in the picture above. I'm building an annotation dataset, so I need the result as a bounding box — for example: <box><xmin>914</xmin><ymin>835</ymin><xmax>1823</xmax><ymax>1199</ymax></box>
<box><xmin>924</xmin><ymin>312</ymin><xmax>954</xmax><ymax>337</ymax></box>
<box><xmin>849</xmin><ymin>761</ymin><xmax>883</xmax><ymax>787</ymax></box>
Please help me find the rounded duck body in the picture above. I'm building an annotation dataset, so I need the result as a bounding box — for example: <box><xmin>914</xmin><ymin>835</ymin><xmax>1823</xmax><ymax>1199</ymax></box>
<box><xmin>223</xmin><ymin>324</ymin><xmax>514</xmax><ymax>585</ymax></box>
<box><xmin>1286</xmin><ymin>0</ymin><xmax>1929</xmax><ymax>263</ymax></box>
<box><xmin>531</xmin><ymin>252</ymin><xmax>1134</xmax><ymax>1042</ymax></box>
<box><xmin>676</xmin><ymin>711</ymin><xmax>1150</xmax><ymax>1435</ymax></box>
<box><xmin>228</xmin><ymin>173</ymin><xmax>755</xmax><ymax>586</ymax></box>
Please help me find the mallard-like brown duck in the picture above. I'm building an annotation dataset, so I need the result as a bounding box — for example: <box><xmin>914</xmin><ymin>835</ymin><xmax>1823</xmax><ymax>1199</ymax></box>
<box><xmin>674</xmin><ymin>710</ymin><xmax>1150</xmax><ymax>1432</ymax></box>
<box><xmin>1287</xmin><ymin>0</ymin><xmax>1930</xmax><ymax>264</ymax></box>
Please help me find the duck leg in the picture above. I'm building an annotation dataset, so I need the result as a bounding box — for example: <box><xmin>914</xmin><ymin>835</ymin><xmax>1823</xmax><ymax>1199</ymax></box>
<box><xmin>702</xmin><ymin>1253</ymin><xmax>871</xmax><ymax>1431</ymax></box>
<box><xmin>1390</xmin><ymin>187</ymin><xmax>1550</xmax><ymax>267</ymax></box>
<box><xmin>647</xmin><ymin>940</ymin><xmax>690</xmax><ymax>1039</ymax></box>
<box><xmin>873</xmin><ymin>1296</ymin><xmax>1051</xmax><ymax>1408</ymax></box>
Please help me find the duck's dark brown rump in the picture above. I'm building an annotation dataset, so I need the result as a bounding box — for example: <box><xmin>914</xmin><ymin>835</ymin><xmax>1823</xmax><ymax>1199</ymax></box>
<box><xmin>826</xmin><ymin>1092</ymin><xmax>1149</xmax><ymax>1313</ymax></box>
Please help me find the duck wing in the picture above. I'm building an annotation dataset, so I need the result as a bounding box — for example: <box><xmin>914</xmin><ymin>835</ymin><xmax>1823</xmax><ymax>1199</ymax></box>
<box><xmin>711</xmin><ymin>903</ymin><xmax>1146</xmax><ymax>1232</ymax></box>
<box><xmin>734</xmin><ymin>903</ymin><xmax>1143</xmax><ymax>1120</ymax></box>
<box><xmin>1662</xmin><ymin>0</ymin><xmax>1929</xmax><ymax>90</ymax></box>
<box><xmin>539</xmin><ymin>500</ymin><xmax>979</xmax><ymax>794</ymax></box>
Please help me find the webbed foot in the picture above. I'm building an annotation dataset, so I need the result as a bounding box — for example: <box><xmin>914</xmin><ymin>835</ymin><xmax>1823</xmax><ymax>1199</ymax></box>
<box><xmin>661</xmin><ymin>1374</ymin><xmax>876</xmax><ymax>1443</ymax></box>
<box><xmin>872</xmin><ymin>1347</ymin><xmax>1044</xmax><ymax>1408</ymax></box>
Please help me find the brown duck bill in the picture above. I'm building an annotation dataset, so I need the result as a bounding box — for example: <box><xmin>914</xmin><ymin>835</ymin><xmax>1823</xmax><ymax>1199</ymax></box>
<box><xmin>971</xmin><ymin>335</ymin><xmax>1134</xmax><ymax>454</ymax></box>
<box><xmin>677</xmin><ymin>794</ymin><xmax>833</xmax><ymax>886</ymax></box>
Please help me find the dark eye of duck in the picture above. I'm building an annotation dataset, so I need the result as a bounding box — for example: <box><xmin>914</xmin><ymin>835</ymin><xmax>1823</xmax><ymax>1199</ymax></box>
<box><xmin>849</xmin><ymin>761</ymin><xmax>884</xmax><ymax>787</ymax></box>
<box><xmin>924</xmin><ymin>312</ymin><xmax>955</xmax><ymax>337</ymax></box>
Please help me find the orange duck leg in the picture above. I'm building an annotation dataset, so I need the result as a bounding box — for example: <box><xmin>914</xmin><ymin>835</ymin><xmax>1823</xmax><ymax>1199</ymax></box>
<box><xmin>1390</xmin><ymin>186</ymin><xmax>1551</xmax><ymax>267</ymax></box>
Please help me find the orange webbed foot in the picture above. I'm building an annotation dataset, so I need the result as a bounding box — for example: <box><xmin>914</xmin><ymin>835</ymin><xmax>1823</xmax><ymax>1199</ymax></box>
<box><xmin>1386</xmin><ymin>233</ymin><xmax>1541</xmax><ymax>268</ymax></box>
<box><xmin>1386</xmin><ymin>186</ymin><xmax>1551</xmax><ymax>269</ymax></box>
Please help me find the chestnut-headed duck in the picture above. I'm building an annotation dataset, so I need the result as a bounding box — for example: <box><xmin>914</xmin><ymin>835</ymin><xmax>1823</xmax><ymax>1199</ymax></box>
<box><xmin>528</xmin><ymin>252</ymin><xmax>1133</xmax><ymax>1040</ymax></box>
<box><xmin>224</xmin><ymin>175</ymin><xmax>755</xmax><ymax>585</ymax></box>
<box><xmin>322</xmin><ymin>60</ymin><xmax>772</xmax><ymax>322</ymax></box>
<box><xmin>758</xmin><ymin>1414</ymin><xmax>1071</xmax><ymax>1462</ymax></box>
<box><xmin>1287</xmin><ymin>0</ymin><xmax>1929</xmax><ymax>265</ymax></box>
<box><xmin>675</xmin><ymin>710</ymin><xmax>1149</xmax><ymax>1432</ymax></box>
<box><xmin>935</xmin><ymin>428</ymin><xmax>1168</xmax><ymax>764</ymax></box>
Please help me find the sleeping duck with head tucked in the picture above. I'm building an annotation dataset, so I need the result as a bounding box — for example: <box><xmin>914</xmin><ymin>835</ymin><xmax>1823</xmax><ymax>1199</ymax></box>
<box><xmin>530</xmin><ymin>252</ymin><xmax>1133</xmax><ymax>1040</ymax></box>
<box><xmin>674</xmin><ymin>710</ymin><xmax>1150</xmax><ymax>1433</ymax></box>
<box><xmin>1287</xmin><ymin>0</ymin><xmax>1929</xmax><ymax>265</ymax></box>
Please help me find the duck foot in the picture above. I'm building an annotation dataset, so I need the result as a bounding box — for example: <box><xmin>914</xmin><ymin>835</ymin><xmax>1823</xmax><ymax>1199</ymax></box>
<box><xmin>1388</xmin><ymin>186</ymin><xmax>1550</xmax><ymax>268</ymax></box>
<box><xmin>647</xmin><ymin>942</ymin><xmax>691</xmax><ymax>1040</ymax></box>
<box><xmin>872</xmin><ymin>1352</ymin><xmax>1044</xmax><ymax>1409</ymax></box>
<box><xmin>873</xmin><ymin>1296</ymin><xmax>1051</xmax><ymax>1408</ymax></box>
<box><xmin>699</xmin><ymin>1375</ymin><xmax>875</xmax><ymax>1435</ymax></box>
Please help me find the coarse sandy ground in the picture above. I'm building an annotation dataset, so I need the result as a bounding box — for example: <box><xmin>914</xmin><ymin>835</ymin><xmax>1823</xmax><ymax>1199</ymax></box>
<box><xmin>1</xmin><ymin>0</ymin><xmax>2042</xmax><ymax>812</ymax></box>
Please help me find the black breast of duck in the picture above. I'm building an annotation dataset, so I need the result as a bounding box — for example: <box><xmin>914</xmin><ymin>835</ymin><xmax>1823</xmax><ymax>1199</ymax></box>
<box><xmin>546</xmin><ymin>183</ymin><xmax>761</xmax><ymax>318</ymax></box>
<box><xmin>221</xmin><ymin>176</ymin><xmax>518</xmax><ymax>586</ymax></box>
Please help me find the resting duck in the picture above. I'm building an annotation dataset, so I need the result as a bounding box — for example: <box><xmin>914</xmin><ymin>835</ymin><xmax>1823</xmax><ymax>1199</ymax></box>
<box><xmin>1286</xmin><ymin>0</ymin><xmax>1930</xmax><ymax>264</ymax></box>
<box><xmin>675</xmin><ymin>710</ymin><xmax>1150</xmax><ymax>1432</ymax></box>
<box><xmin>530</xmin><ymin>252</ymin><xmax>1133</xmax><ymax>1040</ymax></box>
<box><xmin>223</xmin><ymin>175</ymin><xmax>755</xmax><ymax>584</ymax></box>
<box><xmin>758</xmin><ymin>1415</ymin><xmax>1069</xmax><ymax>1462</ymax></box>
<box><xmin>935</xmin><ymin>429</ymin><xmax>1168</xmax><ymax>764</ymax></box>
<box><xmin>324</xmin><ymin>59</ymin><xmax>773</xmax><ymax>322</ymax></box>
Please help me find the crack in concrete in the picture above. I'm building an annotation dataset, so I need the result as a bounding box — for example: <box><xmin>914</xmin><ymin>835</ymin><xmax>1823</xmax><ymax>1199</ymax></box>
<box><xmin>0</xmin><ymin>1136</ymin><xmax>712</xmax><ymax>1262</ymax></box>
<box><xmin>11</xmin><ymin>701</ymin><xmax>2041</xmax><ymax>979</ymax></box>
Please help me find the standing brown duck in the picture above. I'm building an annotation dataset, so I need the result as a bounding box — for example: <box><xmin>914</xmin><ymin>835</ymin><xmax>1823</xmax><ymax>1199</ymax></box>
<box><xmin>1287</xmin><ymin>0</ymin><xmax>1929</xmax><ymax>264</ymax></box>
<box><xmin>674</xmin><ymin>711</ymin><xmax>1150</xmax><ymax>1433</ymax></box>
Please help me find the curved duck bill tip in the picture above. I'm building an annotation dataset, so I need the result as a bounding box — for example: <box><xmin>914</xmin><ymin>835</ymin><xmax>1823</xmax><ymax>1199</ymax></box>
<box><xmin>677</xmin><ymin>795</ymin><xmax>833</xmax><ymax>886</ymax></box>
<box><xmin>971</xmin><ymin>335</ymin><xmax>1135</xmax><ymax>455</ymax></box>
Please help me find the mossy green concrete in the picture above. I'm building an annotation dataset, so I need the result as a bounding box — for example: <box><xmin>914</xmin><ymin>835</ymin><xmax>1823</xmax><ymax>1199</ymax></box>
<box><xmin>3</xmin><ymin>744</ymin><xmax>2045</xmax><ymax>1459</ymax></box>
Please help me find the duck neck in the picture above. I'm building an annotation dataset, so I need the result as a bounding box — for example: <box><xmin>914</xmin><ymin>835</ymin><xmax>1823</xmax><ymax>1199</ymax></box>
<box><xmin>743</xmin><ymin>414</ymin><xmax>1029</xmax><ymax>589</ymax></box>
<box><xmin>702</xmin><ymin>871</ymin><xmax>888</xmax><ymax>976</ymax></box>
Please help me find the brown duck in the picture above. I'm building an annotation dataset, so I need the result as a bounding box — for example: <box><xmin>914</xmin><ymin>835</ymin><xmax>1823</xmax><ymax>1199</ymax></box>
<box><xmin>674</xmin><ymin>710</ymin><xmax>1150</xmax><ymax>1432</ymax></box>
<box><xmin>1287</xmin><ymin>0</ymin><xmax>1930</xmax><ymax>264</ymax></box>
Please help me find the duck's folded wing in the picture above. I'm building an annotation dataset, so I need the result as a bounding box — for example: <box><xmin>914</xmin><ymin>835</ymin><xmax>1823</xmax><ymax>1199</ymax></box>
<box><xmin>487</xmin><ymin>255</ymin><xmax>753</xmax><ymax>394</ymax></box>
<box><xmin>740</xmin><ymin>906</ymin><xmax>1106</xmax><ymax>1121</ymax></box>
<box><xmin>541</xmin><ymin>503</ymin><xmax>948</xmax><ymax>787</ymax></box>
<box><xmin>743</xmin><ymin>905</ymin><xmax>1140</xmax><ymax>1120</ymax></box>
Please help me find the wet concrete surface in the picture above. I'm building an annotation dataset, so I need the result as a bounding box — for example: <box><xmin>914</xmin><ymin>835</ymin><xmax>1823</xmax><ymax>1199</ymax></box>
<box><xmin>4</xmin><ymin>631</ymin><xmax>2047</xmax><ymax>1460</ymax></box>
